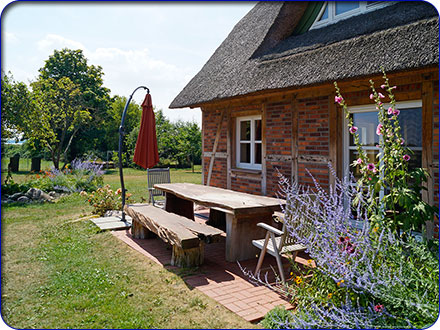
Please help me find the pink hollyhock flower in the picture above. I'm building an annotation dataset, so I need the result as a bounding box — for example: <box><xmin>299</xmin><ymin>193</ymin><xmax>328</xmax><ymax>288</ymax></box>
<box><xmin>376</xmin><ymin>124</ymin><xmax>383</xmax><ymax>135</ymax></box>
<box><xmin>367</xmin><ymin>163</ymin><xmax>376</xmax><ymax>172</ymax></box>
<box><xmin>380</xmin><ymin>84</ymin><xmax>386</xmax><ymax>89</ymax></box>
<box><xmin>374</xmin><ymin>304</ymin><xmax>384</xmax><ymax>313</ymax></box>
<box><xmin>403</xmin><ymin>154</ymin><xmax>411</xmax><ymax>161</ymax></box>
<box><xmin>369</xmin><ymin>93</ymin><xmax>374</xmax><ymax>100</ymax></box>
<box><xmin>393</xmin><ymin>109</ymin><xmax>400</xmax><ymax>116</ymax></box>
<box><xmin>334</xmin><ymin>96</ymin><xmax>344</xmax><ymax>104</ymax></box>
<box><xmin>378</xmin><ymin>101</ymin><xmax>383</xmax><ymax>106</ymax></box>
<box><xmin>387</xmin><ymin>107</ymin><xmax>394</xmax><ymax>115</ymax></box>
<box><xmin>400</xmin><ymin>138</ymin><xmax>405</xmax><ymax>145</ymax></box>
<box><xmin>349</xmin><ymin>126</ymin><xmax>358</xmax><ymax>134</ymax></box>
<box><xmin>378</xmin><ymin>93</ymin><xmax>385</xmax><ymax>99</ymax></box>
<box><xmin>356</xmin><ymin>158</ymin><xmax>363</xmax><ymax>165</ymax></box>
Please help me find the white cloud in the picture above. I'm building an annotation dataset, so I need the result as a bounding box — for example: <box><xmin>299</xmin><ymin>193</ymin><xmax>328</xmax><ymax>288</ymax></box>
<box><xmin>37</xmin><ymin>34</ymin><xmax>85</xmax><ymax>52</ymax></box>
<box><xmin>5</xmin><ymin>32</ymin><xmax>19</xmax><ymax>44</ymax></box>
<box><xmin>33</xmin><ymin>33</ymin><xmax>200</xmax><ymax>123</ymax></box>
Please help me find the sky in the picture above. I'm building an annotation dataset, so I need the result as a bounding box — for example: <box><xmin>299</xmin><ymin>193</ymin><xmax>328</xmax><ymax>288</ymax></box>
<box><xmin>1</xmin><ymin>1</ymin><xmax>256</xmax><ymax>126</ymax></box>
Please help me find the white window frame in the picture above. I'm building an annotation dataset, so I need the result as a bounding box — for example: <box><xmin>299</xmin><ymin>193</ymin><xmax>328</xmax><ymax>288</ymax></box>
<box><xmin>236</xmin><ymin>115</ymin><xmax>262</xmax><ymax>170</ymax></box>
<box><xmin>343</xmin><ymin>100</ymin><xmax>423</xmax><ymax>179</ymax></box>
<box><xmin>311</xmin><ymin>1</ymin><xmax>394</xmax><ymax>30</ymax></box>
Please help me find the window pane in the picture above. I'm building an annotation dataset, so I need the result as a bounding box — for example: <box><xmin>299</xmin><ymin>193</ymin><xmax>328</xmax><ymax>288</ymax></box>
<box><xmin>240</xmin><ymin>143</ymin><xmax>250</xmax><ymax>163</ymax></box>
<box><xmin>240</xmin><ymin>121</ymin><xmax>250</xmax><ymax>141</ymax></box>
<box><xmin>350</xmin><ymin>112</ymin><xmax>379</xmax><ymax>147</ymax></box>
<box><xmin>255</xmin><ymin>120</ymin><xmax>262</xmax><ymax>141</ymax></box>
<box><xmin>255</xmin><ymin>143</ymin><xmax>262</xmax><ymax>164</ymax></box>
<box><xmin>335</xmin><ymin>1</ymin><xmax>359</xmax><ymax>15</ymax></box>
<box><xmin>399</xmin><ymin>108</ymin><xmax>422</xmax><ymax>148</ymax></box>
<box><xmin>319</xmin><ymin>3</ymin><xmax>329</xmax><ymax>20</ymax></box>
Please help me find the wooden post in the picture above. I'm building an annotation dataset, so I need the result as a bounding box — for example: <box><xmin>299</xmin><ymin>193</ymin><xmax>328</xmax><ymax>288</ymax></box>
<box><xmin>291</xmin><ymin>96</ymin><xmax>298</xmax><ymax>184</ymax></box>
<box><xmin>201</xmin><ymin>108</ymin><xmax>206</xmax><ymax>185</ymax></box>
<box><xmin>131</xmin><ymin>219</ymin><xmax>155</xmax><ymax>239</ymax></box>
<box><xmin>207</xmin><ymin>109</ymin><xmax>226</xmax><ymax>186</ymax></box>
<box><xmin>171</xmin><ymin>242</ymin><xmax>204</xmax><ymax>268</ymax></box>
<box><xmin>164</xmin><ymin>192</ymin><xmax>194</xmax><ymax>220</ymax></box>
<box><xmin>261</xmin><ymin>102</ymin><xmax>267</xmax><ymax>195</ymax></box>
<box><xmin>422</xmin><ymin>79</ymin><xmax>434</xmax><ymax>239</ymax></box>
<box><xmin>226</xmin><ymin>109</ymin><xmax>232</xmax><ymax>190</ymax></box>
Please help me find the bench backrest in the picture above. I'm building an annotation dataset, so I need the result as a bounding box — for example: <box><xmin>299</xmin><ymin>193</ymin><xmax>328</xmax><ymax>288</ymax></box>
<box><xmin>147</xmin><ymin>167</ymin><xmax>170</xmax><ymax>198</ymax></box>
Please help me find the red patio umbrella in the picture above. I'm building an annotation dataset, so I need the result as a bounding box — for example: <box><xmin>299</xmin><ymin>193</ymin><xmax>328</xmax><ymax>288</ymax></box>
<box><xmin>133</xmin><ymin>93</ymin><xmax>159</xmax><ymax>169</ymax></box>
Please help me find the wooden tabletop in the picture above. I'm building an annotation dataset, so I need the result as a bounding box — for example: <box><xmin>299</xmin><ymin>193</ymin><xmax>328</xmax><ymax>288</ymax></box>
<box><xmin>154</xmin><ymin>183</ymin><xmax>284</xmax><ymax>215</ymax></box>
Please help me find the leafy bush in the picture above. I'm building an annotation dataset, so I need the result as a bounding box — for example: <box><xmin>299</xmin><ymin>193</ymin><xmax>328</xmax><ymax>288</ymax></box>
<box><xmin>81</xmin><ymin>185</ymin><xmax>131</xmax><ymax>216</ymax></box>
<box><xmin>261</xmin><ymin>306</ymin><xmax>293</xmax><ymax>329</ymax></box>
<box><xmin>32</xmin><ymin>158</ymin><xmax>104</xmax><ymax>193</ymax></box>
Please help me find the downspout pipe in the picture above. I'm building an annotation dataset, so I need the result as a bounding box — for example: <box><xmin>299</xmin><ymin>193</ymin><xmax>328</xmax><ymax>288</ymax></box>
<box><xmin>118</xmin><ymin>86</ymin><xmax>149</xmax><ymax>222</ymax></box>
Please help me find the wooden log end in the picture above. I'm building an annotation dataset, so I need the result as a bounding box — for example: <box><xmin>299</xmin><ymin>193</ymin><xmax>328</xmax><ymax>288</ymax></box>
<box><xmin>171</xmin><ymin>242</ymin><xmax>205</xmax><ymax>268</ymax></box>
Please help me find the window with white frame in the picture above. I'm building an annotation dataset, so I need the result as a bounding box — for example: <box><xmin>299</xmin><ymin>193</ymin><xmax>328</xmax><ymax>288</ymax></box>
<box><xmin>343</xmin><ymin>100</ymin><xmax>423</xmax><ymax>178</ymax></box>
<box><xmin>311</xmin><ymin>1</ymin><xmax>393</xmax><ymax>30</ymax></box>
<box><xmin>236</xmin><ymin>116</ymin><xmax>262</xmax><ymax>170</ymax></box>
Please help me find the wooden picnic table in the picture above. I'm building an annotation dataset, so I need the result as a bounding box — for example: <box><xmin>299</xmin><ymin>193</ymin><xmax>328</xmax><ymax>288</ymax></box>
<box><xmin>154</xmin><ymin>183</ymin><xmax>284</xmax><ymax>262</ymax></box>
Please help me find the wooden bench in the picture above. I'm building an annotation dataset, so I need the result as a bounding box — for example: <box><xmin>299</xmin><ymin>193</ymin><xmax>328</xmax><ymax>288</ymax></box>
<box><xmin>125</xmin><ymin>204</ymin><xmax>223</xmax><ymax>267</ymax></box>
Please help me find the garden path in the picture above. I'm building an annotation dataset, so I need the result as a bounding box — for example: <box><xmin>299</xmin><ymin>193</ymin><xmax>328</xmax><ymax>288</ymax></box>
<box><xmin>111</xmin><ymin>209</ymin><xmax>310</xmax><ymax>322</ymax></box>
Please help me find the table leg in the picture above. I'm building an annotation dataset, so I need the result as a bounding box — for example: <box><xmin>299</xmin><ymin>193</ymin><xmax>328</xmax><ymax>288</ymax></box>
<box><xmin>164</xmin><ymin>192</ymin><xmax>194</xmax><ymax>220</ymax></box>
<box><xmin>225</xmin><ymin>212</ymin><xmax>273</xmax><ymax>262</ymax></box>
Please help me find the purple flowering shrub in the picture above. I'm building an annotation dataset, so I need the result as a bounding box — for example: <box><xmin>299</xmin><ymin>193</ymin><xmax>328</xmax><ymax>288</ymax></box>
<box><xmin>259</xmin><ymin>169</ymin><xmax>439</xmax><ymax>329</ymax></box>
<box><xmin>28</xmin><ymin>158</ymin><xmax>105</xmax><ymax>193</ymax></box>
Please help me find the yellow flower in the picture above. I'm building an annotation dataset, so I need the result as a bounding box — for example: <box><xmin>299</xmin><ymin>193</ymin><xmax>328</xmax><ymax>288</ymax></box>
<box><xmin>294</xmin><ymin>276</ymin><xmax>302</xmax><ymax>285</ymax></box>
<box><xmin>373</xmin><ymin>226</ymin><xmax>379</xmax><ymax>233</ymax></box>
<box><xmin>337</xmin><ymin>279</ymin><xmax>345</xmax><ymax>287</ymax></box>
<box><xmin>307</xmin><ymin>259</ymin><xmax>314</xmax><ymax>266</ymax></box>
<box><xmin>290</xmin><ymin>272</ymin><xmax>293</xmax><ymax>276</ymax></box>
<box><xmin>327</xmin><ymin>293</ymin><xmax>333</xmax><ymax>299</ymax></box>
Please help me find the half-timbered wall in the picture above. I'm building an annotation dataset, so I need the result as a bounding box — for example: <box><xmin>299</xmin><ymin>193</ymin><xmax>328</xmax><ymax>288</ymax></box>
<box><xmin>200</xmin><ymin>69</ymin><xmax>439</xmax><ymax>236</ymax></box>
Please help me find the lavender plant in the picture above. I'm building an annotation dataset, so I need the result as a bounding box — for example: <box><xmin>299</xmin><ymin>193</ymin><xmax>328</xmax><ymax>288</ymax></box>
<box><xmin>261</xmin><ymin>169</ymin><xmax>439</xmax><ymax>329</ymax></box>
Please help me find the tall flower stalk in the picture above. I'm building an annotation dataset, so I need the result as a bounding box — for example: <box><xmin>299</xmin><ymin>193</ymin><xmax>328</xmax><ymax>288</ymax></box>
<box><xmin>334</xmin><ymin>69</ymin><xmax>437</xmax><ymax>235</ymax></box>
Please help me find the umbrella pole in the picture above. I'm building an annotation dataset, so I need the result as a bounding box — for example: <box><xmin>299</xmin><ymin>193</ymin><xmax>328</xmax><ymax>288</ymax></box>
<box><xmin>118</xmin><ymin>86</ymin><xmax>149</xmax><ymax>222</ymax></box>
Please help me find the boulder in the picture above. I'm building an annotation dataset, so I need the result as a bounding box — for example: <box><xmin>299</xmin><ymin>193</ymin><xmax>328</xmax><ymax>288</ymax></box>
<box><xmin>10</xmin><ymin>192</ymin><xmax>25</xmax><ymax>200</ymax></box>
<box><xmin>26</xmin><ymin>188</ymin><xmax>54</xmax><ymax>202</ymax></box>
<box><xmin>17</xmin><ymin>196</ymin><xmax>30</xmax><ymax>203</ymax></box>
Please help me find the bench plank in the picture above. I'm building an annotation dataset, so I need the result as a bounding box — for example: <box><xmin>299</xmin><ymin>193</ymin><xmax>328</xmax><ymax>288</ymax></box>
<box><xmin>126</xmin><ymin>204</ymin><xmax>199</xmax><ymax>250</ymax></box>
<box><xmin>125</xmin><ymin>204</ymin><xmax>223</xmax><ymax>248</ymax></box>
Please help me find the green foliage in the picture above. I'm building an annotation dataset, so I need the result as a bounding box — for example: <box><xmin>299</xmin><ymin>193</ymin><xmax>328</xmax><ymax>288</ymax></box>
<box><xmin>29</xmin><ymin>76</ymin><xmax>91</xmax><ymax>169</ymax></box>
<box><xmin>80</xmin><ymin>184</ymin><xmax>130</xmax><ymax>216</ymax></box>
<box><xmin>335</xmin><ymin>70</ymin><xmax>438</xmax><ymax>235</ymax></box>
<box><xmin>1</xmin><ymin>71</ymin><xmax>32</xmax><ymax>142</ymax></box>
<box><xmin>261</xmin><ymin>306</ymin><xmax>293</xmax><ymax>329</ymax></box>
<box><xmin>35</xmin><ymin>48</ymin><xmax>111</xmax><ymax>163</ymax></box>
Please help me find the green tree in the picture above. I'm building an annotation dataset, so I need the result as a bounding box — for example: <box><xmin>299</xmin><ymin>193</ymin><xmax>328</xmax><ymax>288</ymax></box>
<box><xmin>1</xmin><ymin>72</ymin><xmax>32</xmax><ymax>143</ymax></box>
<box><xmin>176</xmin><ymin>121</ymin><xmax>201</xmax><ymax>172</ymax></box>
<box><xmin>28</xmin><ymin>77</ymin><xmax>91</xmax><ymax>169</ymax></box>
<box><xmin>103</xmin><ymin>95</ymin><xmax>142</xmax><ymax>152</ymax></box>
<box><xmin>37</xmin><ymin>48</ymin><xmax>111</xmax><ymax>159</ymax></box>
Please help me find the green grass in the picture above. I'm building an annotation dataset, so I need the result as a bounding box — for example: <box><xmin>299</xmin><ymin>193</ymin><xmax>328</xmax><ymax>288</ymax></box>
<box><xmin>1</xmin><ymin>167</ymin><xmax>256</xmax><ymax>329</ymax></box>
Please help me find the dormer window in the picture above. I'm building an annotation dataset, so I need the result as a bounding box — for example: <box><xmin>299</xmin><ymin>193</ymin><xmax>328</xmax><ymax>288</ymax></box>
<box><xmin>311</xmin><ymin>1</ymin><xmax>393</xmax><ymax>30</ymax></box>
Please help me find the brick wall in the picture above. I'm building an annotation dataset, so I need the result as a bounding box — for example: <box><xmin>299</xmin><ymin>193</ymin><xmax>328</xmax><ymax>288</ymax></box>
<box><xmin>432</xmin><ymin>81</ymin><xmax>439</xmax><ymax>237</ymax></box>
<box><xmin>266</xmin><ymin>101</ymin><xmax>292</xmax><ymax>196</ymax></box>
<box><xmin>296</xmin><ymin>96</ymin><xmax>330</xmax><ymax>191</ymax></box>
<box><xmin>202</xmin><ymin>110</ymin><xmax>228</xmax><ymax>188</ymax></box>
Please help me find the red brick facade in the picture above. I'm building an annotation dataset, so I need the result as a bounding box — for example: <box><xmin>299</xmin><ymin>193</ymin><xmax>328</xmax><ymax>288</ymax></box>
<box><xmin>201</xmin><ymin>72</ymin><xmax>439</xmax><ymax>235</ymax></box>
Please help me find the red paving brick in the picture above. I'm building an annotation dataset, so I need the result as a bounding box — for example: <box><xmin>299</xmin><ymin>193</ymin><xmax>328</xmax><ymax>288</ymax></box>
<box><xmin>111</xmin><ymin>214</ymin><xmax>302</xmax><ymax>323</ymax></box>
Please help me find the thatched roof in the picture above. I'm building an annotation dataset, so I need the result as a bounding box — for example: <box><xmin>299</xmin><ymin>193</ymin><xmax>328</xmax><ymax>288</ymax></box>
<box><xmin>170</xmin><ymin>1</ymin><xmax>439</xmax><ymax>109</ymax></box>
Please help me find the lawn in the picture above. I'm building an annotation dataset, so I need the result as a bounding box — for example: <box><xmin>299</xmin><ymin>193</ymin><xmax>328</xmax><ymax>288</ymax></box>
<box><xmin>1</xmin><ymin>166</ymin><xmax>256</xmax><ymax>329</ymax></box>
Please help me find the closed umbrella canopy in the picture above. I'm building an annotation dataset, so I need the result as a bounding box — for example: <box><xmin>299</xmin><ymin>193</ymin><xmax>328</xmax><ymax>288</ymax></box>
<box><xmin>133</xmin><ymin>93</ymin><xmax>159</xmax><ymax>169</ymax></box>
